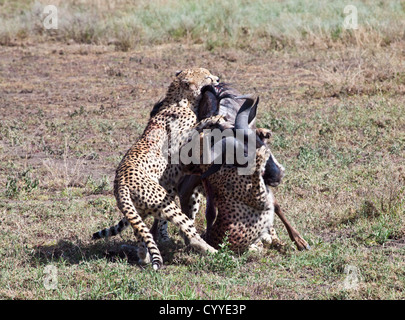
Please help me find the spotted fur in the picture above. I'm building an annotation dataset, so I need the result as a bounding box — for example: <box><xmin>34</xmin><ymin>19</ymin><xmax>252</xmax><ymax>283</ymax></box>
<box><xmin>172</xmin><ymin>86</ymin><xmax>308</xmax><ymax>253</ymax></box>
<box><xmin>92</xmin><ymin>68</ymin><xmax>220</xmax><ymax>270</ymax></box>
<box><xmin>200</xmin><ymin>146</ymin><xmax>280</xmax><ymax>253</ymax></box>
<box><xmin>186</xmin><ymin>139</ymin><xmax>309</xmax><ymax>253</ymax></box>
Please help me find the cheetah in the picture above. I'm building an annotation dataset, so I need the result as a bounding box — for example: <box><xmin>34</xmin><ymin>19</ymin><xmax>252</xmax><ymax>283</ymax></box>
<box><xmin>92</xmin><ymin>68</ymin><xmax>221</xmax><ymax>270</ymax></box>
<box><xmin>176</xmin><ymin>83</ymin><xmax>310</xmax><ymax>252</ymax></box>
<box><xmin>197</xmin><ymin>143</ymin><xmax>309</xmax><ymax>253</ymax></box>
<box><xmin>94</xmin><ymin>82</ymin><xmax>308</xmax><ymax>261</ymax></box>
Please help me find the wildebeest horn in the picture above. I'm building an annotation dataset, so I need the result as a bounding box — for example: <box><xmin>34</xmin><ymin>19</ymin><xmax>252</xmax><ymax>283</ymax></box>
<box><xmin>234</xmin><ymin>96</ymin><xmax>259</xmax><ymax>150</ymax></box>
<box><xmin>201</xmin><ymin>163</ymin><xmax>222</xmax><ymax>179</ymax></box>
<box><xmin>248</xmin><ymin>97</ymin><xmax>259</xmax><ymax>127</ymax></box>
<box><xmin>201</xmin><ymin>95</ymin><xmax>260</xmax><ymax>180</ymax></box>
<box><xmin>234</xmin><ymin>96</ymin><xmax>259</xmax><ymax>125</ymax></box>
<box><xmin>234</xmin><ymin>96</ymin><xmax>255</xmax><ymax>130</ymax></box>
<box><xmin>201</xmin><ymin>136</ymin><xmax>244</xmax><ymax>179</ymax></box>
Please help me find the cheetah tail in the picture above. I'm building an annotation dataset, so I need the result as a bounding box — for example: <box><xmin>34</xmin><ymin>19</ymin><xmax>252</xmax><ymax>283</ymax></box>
<box><xmin>92</xmin><ymin>218</ymin><xmax>129</xmax><ymax>240</ymax></box>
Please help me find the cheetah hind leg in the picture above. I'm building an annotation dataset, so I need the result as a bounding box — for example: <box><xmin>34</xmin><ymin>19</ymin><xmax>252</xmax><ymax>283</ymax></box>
<box><xmin>152</xmin><ymin>180</ymin><xmax>203</xmax><ymax>245</ymax></box>
<box><xmin>132</xmin><ymin>229</ymin><xmax>151</xmax><ymax>265</ymax></box>
<box><xmin>116</xmin><ymin>187</ymin><xmax>164</xmax><ymax>270</ymax></box>
<box><xmin>262</xmin><ymin>227</ymin><xmax>285</xmax><ymax>249</ymax></box>
<box><xmin>160</xmin><ymin>200</ymin><xmax>217</xmax><ymax>255</ymax></box>
<box><xmin>247</xmin><ymin>228</ymin><xmax>284</xmax><ymax>253</ymax></box>
<box><xmin>179</xmin><ymin>185</ymin><xmax>203</xmax><ymax>245</ymax></box>
<box><xmin>152</xmin><ymin>185</ymin><xmax>202</xmax><ymax>246</ymax></box>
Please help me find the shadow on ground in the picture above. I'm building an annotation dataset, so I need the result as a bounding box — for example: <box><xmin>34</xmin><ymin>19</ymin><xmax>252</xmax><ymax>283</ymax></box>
<box><xmin>31</xmin><ymin>238</ymin><xmax>186</xmax><ymax>268</ymax></box>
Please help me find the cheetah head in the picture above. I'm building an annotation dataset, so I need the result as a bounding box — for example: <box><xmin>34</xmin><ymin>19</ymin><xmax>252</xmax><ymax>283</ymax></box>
<box><xmin>166</xmin><ymin>68</ymin><xmax>219</xmax><ymax>112</ymax></box>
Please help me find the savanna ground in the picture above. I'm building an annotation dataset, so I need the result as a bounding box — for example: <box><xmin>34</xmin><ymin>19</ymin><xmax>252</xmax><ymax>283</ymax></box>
<box><xmin>0</xmin><ymin>0</ymin><xmax>404</xmax><ymax>300</ymax></box>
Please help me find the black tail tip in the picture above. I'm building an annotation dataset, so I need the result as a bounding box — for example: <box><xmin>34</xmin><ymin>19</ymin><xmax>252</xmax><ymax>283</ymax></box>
<box><xmin>92</xmin><ymin>232</ymin><xmax>101</xmax><ymax>240</ymax></box>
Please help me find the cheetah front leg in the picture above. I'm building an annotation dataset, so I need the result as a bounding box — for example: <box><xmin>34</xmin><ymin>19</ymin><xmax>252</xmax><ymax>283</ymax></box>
<box><xmin>134</xmin><ymin>180</ymin><xmax>217</xmax><ymax>269</ymax></box>
<box><xmin>159</xmin><ymin>200</ymin><xmax>217</xmax><ymax>255</ymax></box>
<box><xmin>193</xmin><ymin>114</ymin><xmax>227</xmax><ymax>133</ymax></box>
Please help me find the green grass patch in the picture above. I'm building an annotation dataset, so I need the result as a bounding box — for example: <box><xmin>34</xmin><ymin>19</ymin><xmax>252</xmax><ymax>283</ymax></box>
<box><xmin>1</xmin><ymin>0</ymin><xmax>404</xmax><ymax>50</ymax></box>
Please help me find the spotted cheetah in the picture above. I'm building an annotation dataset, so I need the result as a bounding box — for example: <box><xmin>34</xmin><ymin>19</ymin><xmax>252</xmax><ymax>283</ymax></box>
<box><xmin>92</xmin><ymin>68</ymin><xmax>220</xmax><ymax>270</ymax></box>
<box><xmin>94</xmin><ymin>82</ymin><xmax>308</xmax><ymax>262</ymax></box>
<box><xmin>180</xmin><ymin>85</ymin><xmax>310</xmax><ymax>253</ymax></box>
<box><xmin>201</xmin><ymin>145</ymin><xmax>278</xmax><ymax>252</ymax></box>
<box><xmin>178</xmin><ymin>95</ymin><xmax>281</xmax><ymax>252</ymax></box>
<box><xmin>196</xmin><ymin>142</ymin><xmax>309</xmax><ymax>253</ymax></box>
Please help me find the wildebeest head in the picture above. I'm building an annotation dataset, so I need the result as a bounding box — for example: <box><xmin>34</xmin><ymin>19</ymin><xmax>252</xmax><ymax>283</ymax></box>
<box><xmin>197</xmin><ymin>83</ymin><xmax>285</xmax><ymax>186</ymax></box>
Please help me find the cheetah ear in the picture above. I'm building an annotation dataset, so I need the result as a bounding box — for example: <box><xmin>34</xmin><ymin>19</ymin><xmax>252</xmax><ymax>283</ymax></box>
<box><xmin>256</xmin><ymin>145</ymin><xmax>271</xmax><ymax>168</ymax></box>
<box><xmin>175</xmin><ymin>70</ymin><xmax>183</xmax><ymax>76</ymax></box>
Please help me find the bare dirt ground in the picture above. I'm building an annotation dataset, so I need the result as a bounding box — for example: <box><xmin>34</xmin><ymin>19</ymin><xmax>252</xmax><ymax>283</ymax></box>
<box><xmin>1</xmin><ymin>42</ymin><xmax>323</xmax><ymax>187</ymax></box>
<box><xmin>2</xmin><ymin>41</ymin><xmax>402</xmax><ymax>178</ymax></box>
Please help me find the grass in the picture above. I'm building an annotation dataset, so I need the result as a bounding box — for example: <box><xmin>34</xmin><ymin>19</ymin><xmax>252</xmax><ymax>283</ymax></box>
<box><xmin>1</xmin><ymin>0</ymin><xmax>404</xmax><ymax>50</ymax></box>
<box><xmin>1</xmin><ymin>0</ymin><xmax>405</xmax><ymax>300</ymax></box>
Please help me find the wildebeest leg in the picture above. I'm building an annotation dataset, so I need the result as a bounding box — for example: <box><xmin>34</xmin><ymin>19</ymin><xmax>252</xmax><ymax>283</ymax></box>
<box><xmin>150</xmin><ymin>218</ymin><xmax>159</xmax><ymax>241</ymax></box>
<box><xmin>274</xmin><ymin>201</ymin><xmax>310</xmax><ymax>251</ymax></box>
<box><xmin>202</xmin><ymin>178</ymin><xmax>216</xmax><ymax>231</ymax></box>
<box><xmin>178</xmin><ymin>175</ymin><xmax>202</xmax><ymax>218</ymax></box>
<box><xmin>179</xmin><ymin>175</ymin><xmax>216</xmax><ymax>229</ymax></box>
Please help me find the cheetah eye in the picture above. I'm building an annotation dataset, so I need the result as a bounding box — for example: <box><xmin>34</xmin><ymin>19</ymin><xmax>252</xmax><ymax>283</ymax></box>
<box><xmin>206</xmin><ymin>75</ymin><xmax>219</xmax><ymax>84</ymax></box>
